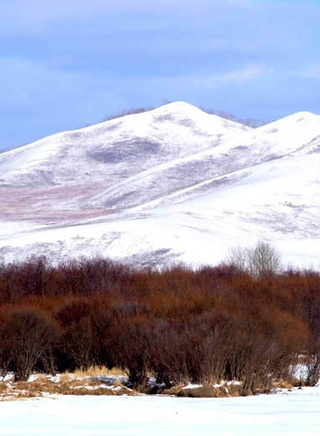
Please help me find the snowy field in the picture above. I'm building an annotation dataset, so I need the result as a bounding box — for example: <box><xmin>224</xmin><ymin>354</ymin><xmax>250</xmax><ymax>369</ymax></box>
<box><xmin>1</xmin><ymin>388</ymin><xmax>320</xmax><ymax>435</ymax></box>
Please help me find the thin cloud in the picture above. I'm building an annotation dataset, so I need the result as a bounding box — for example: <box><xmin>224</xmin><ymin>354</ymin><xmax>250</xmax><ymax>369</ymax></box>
<box><xmin>297</xmin><ymin>65</ymin><xmax>320</xmax><ymax>79</ymax></box>
<box><xmin>212</xmin><ymin>65</ymin><xmax>275</xmax><ymax>85</ymax></box>
<box><xmin>150</xmin><ymin>65</ymin><xmax>275</xmax><ymax>89</ymax></box>
<box><xmin>0</xmin><ymin>0</ymin><xmax>320</xmax><ymax>150</ymax></box>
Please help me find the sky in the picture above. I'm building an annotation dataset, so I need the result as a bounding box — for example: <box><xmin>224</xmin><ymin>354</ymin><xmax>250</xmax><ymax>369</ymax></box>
<box><xmin>0</xmin><ymin>0</ymin><xmax>320</xmax><ymax>151</ymax></box>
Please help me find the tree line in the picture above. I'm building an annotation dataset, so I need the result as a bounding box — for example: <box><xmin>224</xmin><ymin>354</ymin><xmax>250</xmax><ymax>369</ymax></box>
<box><xmin>0</xmin><ymin>252</ymin><xmax>319</xmax><ymax>395</ymax></box>
<box><xmin>103</xmin><ymin>102</ymin><xmax>267</xmax><ymax>128</ymax></box>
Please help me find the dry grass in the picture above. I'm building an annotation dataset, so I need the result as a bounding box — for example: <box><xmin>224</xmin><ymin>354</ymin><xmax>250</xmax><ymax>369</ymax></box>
<box><xmin>0</xmin><ymin>381</ymin><xmax>8</xmax><ymax>391</ymax></box>
<box><xmin>0</xmin><ymin>368</ymin><xmax>132</xmax><ymax>401</ymax></box>
<box><xmin>73</xmin><ymin>366</ymin><xmax>125</xmax><ymax>378</ymax></box>
<box><xmin>163</xmin><ymin>382</ymin><xmax>243</xmax><ymax>398</ymax></box>
<box><xmin>275</xmin><ymin>378</ymin><xmax>294</xmax><ymax>389</ymax></box>
<box><xmin>59</xmin><ymin>372</ymin><xmax>73</xmax><ymax>384</ymax></box>
<box><xmin>1</xmin><ymin>380</ymin><xmax>133</xmax><ymax>400</ymax></box>
<box><xmin>0</xmin><ymin>370</ymin><xmax>248</xmax><ymax>400</ymax></box>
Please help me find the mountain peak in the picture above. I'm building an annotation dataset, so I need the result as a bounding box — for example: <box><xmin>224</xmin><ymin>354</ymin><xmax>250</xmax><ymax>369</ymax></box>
<box><xmin>147</xmin><ymin>101</ymin><xmax>251</xmax><ymax>134</ymax></box>
<box><xmin>281</xmin><ymin>110</ymin><xmax>319</xmax><ymax>123</ymax></box>
<box><xmin>154</xmin><ymin>101</ymin><xmax>205</xmax><ymax>114</ymax></box>
<box><xmin>1</xmin><ymin>103</ymin><xmax>320</xmax><ymax>269</ymax></box>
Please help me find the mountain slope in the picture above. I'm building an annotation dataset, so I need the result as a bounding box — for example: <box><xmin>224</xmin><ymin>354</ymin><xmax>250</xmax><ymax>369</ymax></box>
<box><xmin>0</xmin><ymin>103</ymin><xmax>320</xmax><ymax>268</ymax></box>
<box><xmin>0</xmin><ymin>101</ymin><xmax>250</xmax><ymax>222</ymax></box>
<box><xmin>85</xmin><ymin>110</ymin><xmax>320</xmax><ymax>211</ymax></box>
<box><xmin>0</xmin><ymin>102</ymin><xmax>249</xmax><ymax>187</ymax></box>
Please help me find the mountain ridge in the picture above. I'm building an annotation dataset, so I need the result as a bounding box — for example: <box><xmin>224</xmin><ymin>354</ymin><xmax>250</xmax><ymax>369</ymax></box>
<box><xmin>0</xmin><ymin>102</ymin><xmax>319</xmax><ymax>268</ymax></box>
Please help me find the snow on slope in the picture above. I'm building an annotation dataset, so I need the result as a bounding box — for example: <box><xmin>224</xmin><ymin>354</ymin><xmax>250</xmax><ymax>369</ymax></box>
<box><xmin>0</xmin><ymin>102</ymin><xmax>249</xmax><ymax>188</ymax></box>
<box><xmin>0</xmin><ymin>103</ymin><xmax>320</xmax><ymax>268</ymax></box>
<box><xmin>0</xmin><ymin>101</ymin><xmax>250</xmax><ymax>224</ymax></box>
<box><xmin>85</xmin><ymin>110</ymin><xmax>320</xmax><ymax>211</ymax></box>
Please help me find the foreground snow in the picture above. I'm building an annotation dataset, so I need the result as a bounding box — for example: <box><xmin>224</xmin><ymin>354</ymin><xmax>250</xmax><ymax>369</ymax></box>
<box><xmin>1</xmin><ymin>388</ymin><xmax>320</xmax><ymax>435</ymax></box>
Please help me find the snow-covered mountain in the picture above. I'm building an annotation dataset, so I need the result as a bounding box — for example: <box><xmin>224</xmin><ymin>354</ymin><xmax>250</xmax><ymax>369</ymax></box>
<box><xmin>0</xmin><ymin>102</ymin><xmax>320</xmax><ymax>268</ymax></box>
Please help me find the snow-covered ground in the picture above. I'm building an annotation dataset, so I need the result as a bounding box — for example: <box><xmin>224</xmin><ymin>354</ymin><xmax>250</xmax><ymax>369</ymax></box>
<box><xmin>1</xmin><ymin>388</ymin><xmax>320</xmax><ymax>435</ymax></box>
<box><xmin>1</xmin><ymin>102</ymin><xmax>320</xmax><ymax>268</ymax></box>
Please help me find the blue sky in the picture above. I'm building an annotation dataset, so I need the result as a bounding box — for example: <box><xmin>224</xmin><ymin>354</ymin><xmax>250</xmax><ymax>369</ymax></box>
<box><xmin>1</xmin><ymin>0</ymin><xmax>320</xmax><ymax>151</ymax></box>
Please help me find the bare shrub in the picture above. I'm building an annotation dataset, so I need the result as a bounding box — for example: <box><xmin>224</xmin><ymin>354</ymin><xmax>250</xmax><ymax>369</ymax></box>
<box><xmin>0</xmin><ymin>255</ymin><xmax>318</xmax><ymax>395</ymax></box>
<box><xmin>55</xmin><ymin>299</ymin><xmax>97</xmax><ymax>370</ymax></box>
<box><xmin>106</xmin><ymin>315</ymin><xmax>152</xmax><ymax>387</ymax></box>
<box><xmin>228</xmin><ymin>241</ymin><xmax>282</xmax><ymax>278</ymax></box>
<box><xmin>4</xmin><ymin>308</ymin><xmax>59</xmax><ymax>381</ymax></box>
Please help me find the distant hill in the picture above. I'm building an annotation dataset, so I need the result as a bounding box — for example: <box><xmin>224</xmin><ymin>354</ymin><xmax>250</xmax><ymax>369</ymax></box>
<box><xmin>0</xmin><ymin>102</ymin><xmax>319</xmax><ymax>268</ymax></box>
<box><xmin>104</xmin><ymin>103</ymin><xmax>267</xmax><ymax>128</ymax></box>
